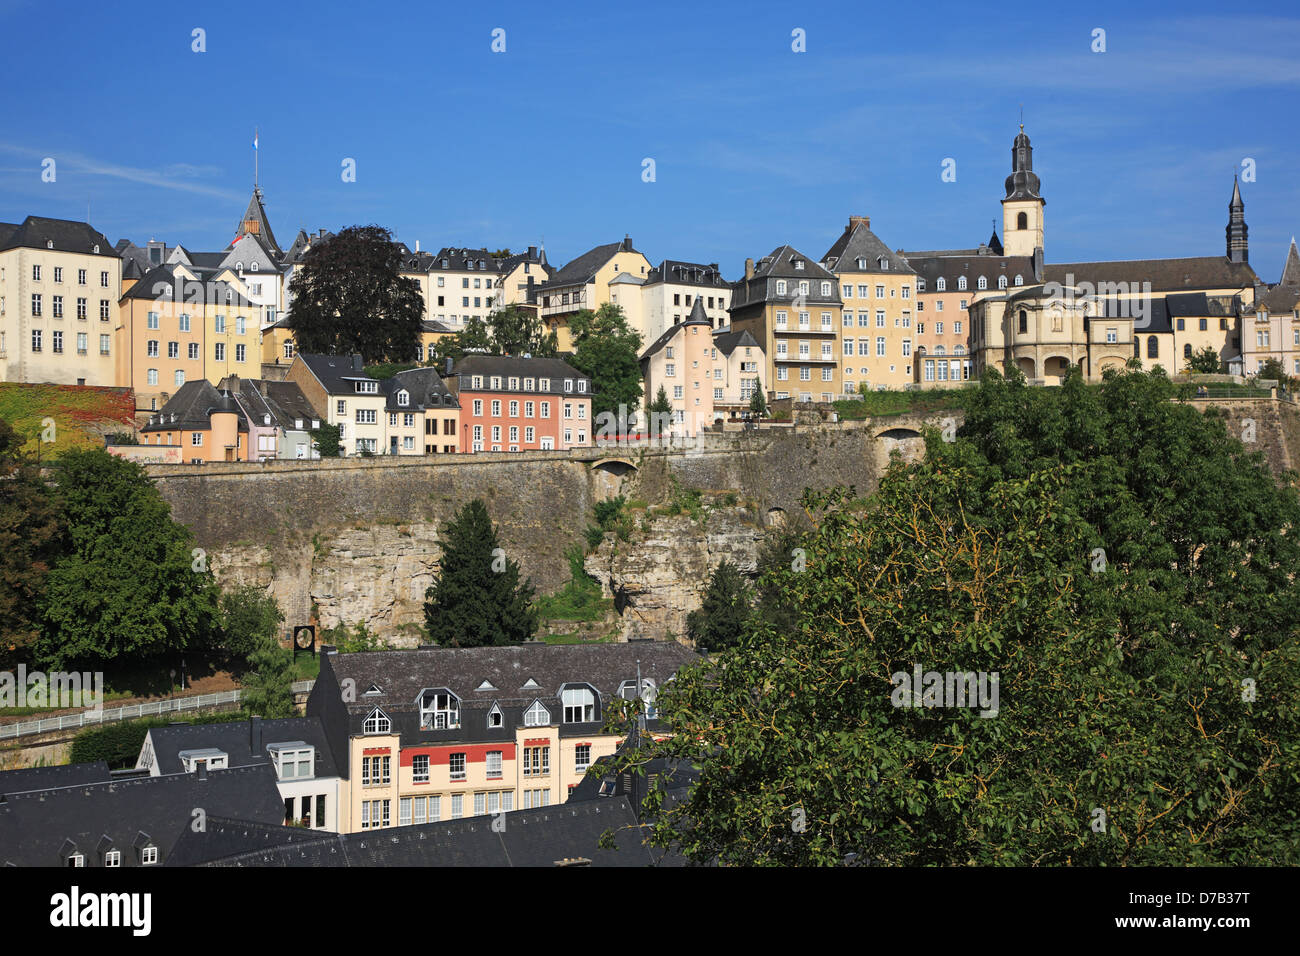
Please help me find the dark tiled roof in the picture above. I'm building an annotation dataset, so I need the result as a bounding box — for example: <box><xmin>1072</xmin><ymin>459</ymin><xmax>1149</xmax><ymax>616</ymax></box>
<box><xmin>822</xmin><ymin>222</ymin><xmax>915</xmax><ymax>276</ymax></box>
<box><xmin>230</xmin><ymin>188</ymin><xmax>282</xmax><ymax>258</ymax></box>
<box><xmin>142</xmin><ymin>380</ymin><xmax>247</xmax><ymax>433</ymax></box>
<box><xmin>0</xmin><ymin>762</ymin><xmax>112</xmax><ymax>797</ymax></box>
<box><xmin>184</xmin><ymin>797</ymin><xmax>672</xmax><ymax>867</ymax></box>
<box><xmin>429</xmin><ymin>248</ymin><xmax>504</xmax><ymax>273</ymax></box>
<box><xmin>639</xmin><ymin>310</ymin><xmax>711</xmax><ymax>361</ymax></box>
<box><xmin>221</xmin><ymin>377</ymin><xmax>323</xmax><ymax>430</ymax></box>
<box><xmin>498</xmin><ymin>247</ymin><xmax>549</xmax><ymax>274</ymax></box>
<box><xmin>644</xmin><ymin>259</ymin><xmax>730</xmax><ymax>288</ymax></box>
<box><xmin>1279</xmin><ymin>239</ymin><xmax>1300</xmax><ymax>288</ymax></box>
<box><xmin>1044</xmin><ymin>257</ymin><xmax>1257</xmax><ymax>293</ymax></box>
<box><xmin>119</xmin><ymin>264</ymin><xmax>255</xmax><ymax>306</ymax></box>
<box><xmin>386</xmin><ymin>366</ymin><xmax>459</xmax><ymax>411</ymax></box>
<box><xmin>902</xmin><ymin>253</ymin><xmax>1036</xmax><ymax>290</ymax></box>
<box><xmin>295</xmin><ymin>353</ymin><xmax>372</xmax><ymax>395</ymax></box>
<box><xmin>0</xmin><ymin>216</ymin><xmax>115</xmax><ymax>257</ymax></box>
<box><xmin>144</xmin><ymin>716</ymin><xmax>340</xmax><ymax>777</ymax></box>
<box><xmin>1252</xmin><ymin>284</ymin><xmax>1300</xmax><ymax>315</ymax></box>
<box><xmin>0</xmin><ymin>763</ymin><xmax>284</xmax><ymax>867</ymax></box>
<box><xmin>730</xmin><ymin>245</ymin><xmax>840</xmax><ymax>311</ymax></box>
<box><xmin>542</xmin><ymin>238</ymin><xmax>638</xmax><ymax>288</ymax></box>
<box><xmin>452</xmin><ymin>355</ymin><xmax>590</xmax><ymax>392</ymax></box>
<box><xmin>713</xmin><ymin>328</ymin><xmax>761</xmax><ymax>357</ymax></box>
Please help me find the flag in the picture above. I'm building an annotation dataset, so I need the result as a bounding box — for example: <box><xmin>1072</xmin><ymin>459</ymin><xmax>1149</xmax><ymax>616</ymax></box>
<box><xmin>253</xmin><ymin>131</ymin><xmax>259</xmax><ymax>150</ymax></box>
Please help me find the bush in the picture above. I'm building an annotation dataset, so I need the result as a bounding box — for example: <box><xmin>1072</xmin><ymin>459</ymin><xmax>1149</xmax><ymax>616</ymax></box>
<box><xmin>68</xmin><ymin>711</ymin><xmax>247</xmax><ymax>770</ymax></box>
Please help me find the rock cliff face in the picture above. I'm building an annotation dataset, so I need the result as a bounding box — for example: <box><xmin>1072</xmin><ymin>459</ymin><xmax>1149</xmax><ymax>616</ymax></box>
<box><xmin>584</xmin><ymin>507</ymin><xmax>764</xmax><ymax>642</ymax></box>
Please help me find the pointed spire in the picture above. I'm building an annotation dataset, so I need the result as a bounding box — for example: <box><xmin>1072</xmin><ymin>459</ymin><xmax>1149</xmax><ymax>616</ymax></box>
<box><xmin>1004</xmin><ymin>126</ymin><xmax>1041</xmax><ymax>201</ymax></box>
<box><xmin>688</xmin><ymin>297</ymin><xmax>708</xmax><ymax>323</ymax></box>
<box><xmin>1230</xmin><ymin>175</ymin><xmax>1244</xmax><ymax>210</ymax></box>
<box><xmin>1226</xmin><ymin>176</ymin><xmax>1248</xmax><ymax>264</ymax></box>
<box><xmin>1281</xmin><ymin>237</ymin><xmax>1300</xmax><ymax>288</ymax></box>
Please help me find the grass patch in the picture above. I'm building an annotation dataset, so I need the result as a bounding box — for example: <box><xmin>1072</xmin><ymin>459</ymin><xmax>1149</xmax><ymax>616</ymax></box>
<box><xmin>362</xmin><ymin>362</ymin><xmax>419</xmax><ymax>380</ymax></box>
<box><xmin>536</xmin><ymin>545</ymin><xmax>613</xmax><ymax>623</ymax></box>
<box><xmin>0</xmin><ymin>383</ymin><xmax>137</xmax><ymax>458</ymax></box>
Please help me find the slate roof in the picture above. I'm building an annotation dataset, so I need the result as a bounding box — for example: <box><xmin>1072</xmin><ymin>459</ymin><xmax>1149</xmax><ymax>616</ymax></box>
<box><xmin>230</xmin><ymin>188</ymin><xmax>282</xmax><ymax>258</ymax></box>
<box><xmin>0</xmin><ymin>762</ymin><xmax>112</xmax><ymax>797</ymax></box>
<box><xmin>822</xmin><ymin>221</ymin><xmax>915</xmax><ymax>276</ymax></box>
<box><xmin>385</xmin><ymin>366</ymin><xmax>459</xmax><ymax>411</ymax></box>
<box><xmin>712</xmin><ymin>328</ymin><xmax>762</xmax><ymax>357</ymax></box>
<box><xmin>730</xmin><ymin>245</ymin><xmax>840</xmax><ymax>311</ymax></box>
<box><xmin>429</xmin><ymin>247</ymin><xmax>504</xmax><ymax>273</ymax></box>
<box><xmin>141</xmin><ymin>380</ymin><xmax>248</xmax><ymax>433</ymax></box>
<box><xmin>1279</xmin><ymin>239</ymin><xmax>1300</xmax><ymax>288</ymax></box>
<box><xmin>1044</xmin><ymin>257</ymin><xmax>1257</xmax><ymax>293</ymax></box>
<box><xmin>451</xmin><ymin>355</ymin><xmax>590</xmax><ymax>392</ymax></box>
<box><xmin>0</xmin><ymin>216</ymin><xmax>115</xmax><ymax>257</ymax></box>
<box><xmin>220</xmin><ymin>376</ymin><xmax>324</xmax><ymax>430</ymax></box>
<box><xmin>179</xmin><ymin>796</ymin><xmax>677</xmax><ymax>867</ymax></box>
<box><xmin>644</xmin><ymin>259</ymin><xmax>730</xmax><ymax>289</ymax></box>
<box><xmin>498</xmin><ymin>246</ymin><xmax>549</xmax><ymax>274</ymax></box>
<box><xmin>541</xmin><ymin>237</ymin><xmax>639</xmax><ymax>288</ymax></box>
<box><xmin>144</xmin><ymin>716</ymin><xmax>340</xmax><ymax>778</ymax></box>
<box><xmin>0</xmin><ymin>763</ymin><xmax>284</xmax><ymax>867</ymax></box>
<box><xmin>283</xmin><ymin>228</ymin><xmax>333</xmax><ymax>265</ymax></box>
<box><xmin>311</xmin><ymin>642</ymin><xmax>696</xmax><ymax>751</ymax></box>
<box><xmin>294</xmin><ymin>353</ymin><xmax>373</xmax><ymax>395</ymax></box>
<box><xmin>901</xmin><ymin>253</ymin><xmax>1036</xmax><ymax>290</ymax></box>
<box><xmin>1251</xmin><ymin>284</ymin><xmax>1300</xmax><ymax>315</ymax></box>
<box><xmin>119</xmin><ymin>264</ymin><xmax>255</xmax><ymax>306</ymax></box>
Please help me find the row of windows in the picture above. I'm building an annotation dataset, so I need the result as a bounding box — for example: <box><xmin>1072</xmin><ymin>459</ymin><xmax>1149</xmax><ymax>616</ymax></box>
<box><xmin>775</xmin><ymin>366</ymin><xmax>837</xmax><ymax>382</ymax></box>
<box><xmin>28</xmin><ymin>265</ymin><xmax>110</xmax><ymax>286</ymax></box>
<box><xmin>24</xmin><ymin>295</ymin><xmax>112</xmax><ymax>320</ymax></box>
<box><xmin>144</xmin><ymin>312</ymin><xmax>248</xmax><ymax>334</ymax></box>
<box><xmin>922</xmin><ymin>275</ymin><xmax>1022</xmax><ymax>293</ymax></box>
<box><xmin>24</xmin><ymin>331</ymin><xmax>111</xmax><ymax>355</ymax></box>
<box><xmin>467</xmin><ymin>375</ymin><xmax>585</xmax><ymax>393</ymax></box>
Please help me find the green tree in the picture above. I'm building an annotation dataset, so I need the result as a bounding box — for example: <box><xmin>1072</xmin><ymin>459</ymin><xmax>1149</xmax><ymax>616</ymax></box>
<box><xmin>240</xmin><ymin>631</ymin><xmax>296</xmax><ymax>718</ymax></box>
<box><xmin>423</xmin><ymin>499</ymin><xmax>538</xmax><ymax>647</ymax></box>
<box><xmin>601</xmin><ymin>366</ymin><xmax>1300</xmax><ymax>865</ymax></box>
<box><xmin>570</xmin><ymin>304</ymin><xmax>643</xmax><ymax>426</ymax></box>
<box><xmin>685</xmin><ymin>561</ymin><xmax>751</xmax><ymax>651</ymax></box>
<box><xmin>1187</xmin><ymin>346</ymin><xmax>1222</xmax><ymax>374</ymax></box>
<box><xmin>648</xmin><ymin>386</ymin><xmax>672</xmax><ymax>434</ymax></box>
<box><xmin>285</xmin><ymin>225</ymin><xmax>424</xmax><ymax>363</ymax></box>
<box><xmin>484</xmin><ymin>305</ymin><xmax>559</xmax><ymax>357</ymax></box>
<box><xmin>310</xmin><ymin>423</ymin><xmax>342</xmax><ymax>458</ymax></box>
<box><xmin>1257</xmin><ymin>357</ymin><xmax>1291</xmax><ymax>389</ymax></box>
<box><xmin>749</xmin><ymin>383</ymin><xmax>768</xmax><ymax>417</ymax></box>
<box><xmin>219</xmin><ymin>585</ymin><xmax>285</xmax><ymax>660</ymax></box>
<box><xmin>752</xmin><ymin>523</ymin><xmax>808</xmax><ymax>635</ymax></box>
<box><xmin>0</xmin><ymin>418</ymin><xmax>65</xmax><ymax>656</ymax></box>
<box><xmin>35</xmin><ymin>449</ymin><xmax>222</xmax><ymax>668</ymax></box>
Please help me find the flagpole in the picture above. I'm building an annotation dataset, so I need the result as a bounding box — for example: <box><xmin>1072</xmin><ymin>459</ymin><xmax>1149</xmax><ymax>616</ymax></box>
<box><xmin>254</xmin><ymin>126</ymin><xmax>259</xmax><ymax>189</ymax></box>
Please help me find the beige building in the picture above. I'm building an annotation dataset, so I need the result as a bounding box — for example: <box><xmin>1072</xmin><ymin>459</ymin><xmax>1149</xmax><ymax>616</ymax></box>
<box><xmin>639</xmin><ymin>301</ymin><xmax>716</xmax><ymax>436</ymax></box>
<box><xmin>711</xmin><ymin>327</ymin><xmax>764</xmax><ymax>418</ymax></box>
<box><xmin>0</xmin><ymin>217</ymin><xmax>121</xmax><ymax>387</ymax></box>
<box><xmin>640</xmin><ymin>260</ymin><xmax>732</xmax><ymax>342</ymax></box>
<box><xmin>821</xmin><ymin>217</ymin><xmax>918</xmax><ymax>392</ymax></box>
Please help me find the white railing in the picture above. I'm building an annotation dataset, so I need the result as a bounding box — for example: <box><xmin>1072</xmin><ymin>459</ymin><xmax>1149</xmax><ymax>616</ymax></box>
<box><xmin>0</xmin><ymin>680</ymin><xmax>316</xmax><ymax>741</ymax></box>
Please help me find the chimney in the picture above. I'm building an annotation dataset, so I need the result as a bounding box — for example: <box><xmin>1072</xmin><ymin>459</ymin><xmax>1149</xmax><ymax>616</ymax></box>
<box><xmin>744</xmin><ymin>258</ymin><xmax>754</xmax><ymax>280</ymax></box>
<box><xmin>528</xmin><ymin>245</ymin><xmax>537</xmax><ymax>259</ymax></box>
<box><xmin>250</xmin><ymin>715</ymin><xmax>262</xmax><ymax>754</ymax></box>
<box><xmin>623</xmin><ymin>234</ymin><xmax>632</xmax><ymax>251</ymax></box>
<box><xmin>445</xmin><ymin>357</ymin><xmax>453</xmax><ymax>377</ymax></box>
<box><xmin>415</xmin><ymin>240</ymin><xmax>420</xmax><ymax>252</ymax></box>
<box><xmin>849</xmin><ymin>215</ymin><xmax>870</xmax><ymax>230</ymax></box>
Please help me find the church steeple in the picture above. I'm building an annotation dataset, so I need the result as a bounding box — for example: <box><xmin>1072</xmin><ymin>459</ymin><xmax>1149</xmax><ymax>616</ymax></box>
<box><xmin>1281</xmin><ymin>237</ymin><xmax>1300</xmax><ymax>288</ymax></box>
<box><xmin>230</xmin><ymin>187</ymin><xmax>282</xmax><ymax>259</ymax></box>
<box><xmin>1001</xmin><ymin>124</ymin><xmax>1045</xmax><ymax>260</ymax></box>
<box><xmin>1226</xmin><ymin>176</ymin><xmax>1248</xmax><ymax>264</ymax></box>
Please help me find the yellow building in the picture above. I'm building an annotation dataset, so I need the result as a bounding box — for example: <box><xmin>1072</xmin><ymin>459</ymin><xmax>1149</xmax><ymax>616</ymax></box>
<box><xmin>0</xmin><ymin>217</ymin><xmax>121</xmax><ymax>387</ymax></box>
<box><xmin>306</xmin><ymin>642</ymin><xmax>695</xmax><ymax>834</ymax></box>
<box><xmin>728</xmin><ymin>245</ymin><xmax>843</xmax><ymax>402</ymax></box>
<box><xmin>532</xmin><ymin>237</ymin><xmax>651</xmax><ymax>351</ymax></box>
<box><xmin>820</xmin><ymin>217</ymin><xmax>918</xmax><ymax>392</ymax></box>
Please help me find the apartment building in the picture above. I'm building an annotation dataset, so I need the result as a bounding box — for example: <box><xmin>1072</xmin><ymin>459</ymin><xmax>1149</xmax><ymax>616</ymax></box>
<box><xmin>728</xmin><ymin>245</ymin><xmax>844</xmax><ymax>402</ymax></box>
<box><xmin>641</xmin><ymin>259</ymin><xmax>731</xmax><ymax>342</ymax></box>
<box><xmin>712</xmin><ymin>327</ymin><xmax>764</xmax><ymax>418</ymax></box>
<box><xmin>531</xmin><ymin>237</ymin><xmax>651</xmax><ymax>351</ymax></box>
<box><xmin>139</xmin><ymin>380</ymin><xmax>248</xmax><ymax>462</ymax></box>
<box><xmin>426</xmin><ymin>247</ymin><xmax>505</xmax><ymax>329</ymax></box>
<box><xmin>287</xmin><ymin>353</ymin><xmax>389</xmax><ymax>455</ymax></box>
<box><xmin>382</xmin><ymin>365</ymin><xmax>460</xmax><ymax>455</ymax></box>
<box><xmin>450</xmin><ymin>354</ymin><xmax>592</xmax><ymax>451</ymax></box>
<box><xmin>218</xmin><ymin>374</ymin><xmax>323</xmax><ymax>460</ymax></box>
<box><xmin>305</xmin><ymin>642</ymin><xmax>695</xmax><ymax>834</ymax></box>
<box><xmin>820</xmin><ymin>217</ymin><xmax>918</xmax><ymax>392</ymax></box>
<box><xmin>494</xmin><ymin>246</ymin><xmax>551</xmax><ymax>307</ymax></box>
<box><xmin>0</xmin><ymin>216</ymin><xmax>121</xmax><ymax>386</ymax></box>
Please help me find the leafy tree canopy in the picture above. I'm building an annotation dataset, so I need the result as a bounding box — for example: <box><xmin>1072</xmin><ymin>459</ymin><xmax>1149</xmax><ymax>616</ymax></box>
<box><xmin>602</xmin><ymin>366</ymin><xmax>1300</xmax><ymax>865</ymax></box>
<box><xmin>286</xmin><ymin>224</ymin><xmax>424</xmax><ymax>363</ymax></box>
<box><xmin>35</xmin><ymin>449</ymin><xmax>222</xmax><ymax>668</ymax></box>
<box><xmin>240</xmin><ymin>630</ymin><xmax>296</xmax><ymax>718</ymax></box>
<box><xmin>0</xmin><ymin>418</ymin><xmax>64</xmax><ymax>656</ymax></box>
<box><xmin>685</xmin><ymin>561</ymin><xmax>752</xmax><ymax>652</ymax></box>
<box><xmin>426</xmin><ymin>307</ymin><xmax>558</xmax><ymax>367</ymax></box>
<box><xmin>569</xmin><ymin>304</ymin><xmax>643</xmax><ymax>425</ymax></box>
<box><xmin>1187</xmin><ymin>346</ymin><xmax>1223</xmax><ymax>375</ymax></box>
<box><xmin>220</xmin><ymin>585</ymin><xmax>285</xmax><ymax>661</ymax></box>
<box><xmin>424</xmin><ymin>499</ymin><xmax>538</xmax><ymax>647</ymax></box>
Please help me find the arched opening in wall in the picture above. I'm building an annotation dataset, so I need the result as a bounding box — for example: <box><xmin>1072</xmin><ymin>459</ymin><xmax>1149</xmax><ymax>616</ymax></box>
<box><xmin>591</xmin><ymin>458</ymin><xmax>637</xmax><ymax>477</ymax></box>
<box><xmin>766</xmin><ymin>507</ymin><xmax>787</xmax><ymax>528</ymax></box>
<box><xmin>1043</xmin><ymin>356</ymin><xmax>1070</xmax><ymax>381</ymax></box>
<box><xmin>876</xmin><ymin>427</ymin><xmax>926</xmax><ymax>464</ymax></box>
<box><xmin>876</xmin><ymin>427</ymin><xmax>923</xmax><ymax>441</ymax></box>
<box><xmin>1016</xmin><ymin>356</ymin><xmax>1036</xmax><ymax>379</ymax></box>
<box><xmin>1017</xmin><ymin>212</ymin><xmax>1028</xmax><ymax>230</ymax></box>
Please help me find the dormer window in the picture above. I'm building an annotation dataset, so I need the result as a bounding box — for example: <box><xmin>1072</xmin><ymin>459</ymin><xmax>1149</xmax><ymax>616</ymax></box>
<box><xmin>1014</xmin><ymin>275</ymin><xmax>1024</xmax><ymax>286</ymax></box>
<box><xmin>363</xmin><ymin>708</ymin><xmax>391</xmax><ymax>734</ymax></box>
<box><xmin>793</xmin><ymin>259</ymin><xmax>805</xmax><ymax>270</ymax></box>
<box><xmin>477</xmin><ymin>679</ymin><xmax>497</xmax><ymax>691</ymax></box>
<box><xmin>957</xmin><ymin>276</ymin><xmax>967</xmax><ymax>291</ymax></box>
<box><xmin>776</xmin><ymin>280</ymin><xmax>787</xmax><ymax>295</ymax></box>
<box><xmin>820</xmin><ymin>281</ymin><xmax>831</xmax><ymax>296</ymax></box>
<box><xmin>418</xmin><ymin>689</ymin><xmax>460</xmax><ymax>730</ymax></box>
<box><xmin>140</xmin><ymin>846</ymin><xmax>158</xmax><ymax>865</ymax></box>
<box><xmin>104</xmin><ymin>850</ymin><xmax>121</xmax><ymax>868</ymax></box>
<box><xmin>978</xmin><ymin>276</ymin><xmax>988</xmax><ymax>290</ymax></box>
<box><xmin>487</xmin><ymin>703</ymin><xmax>504</xmax><ymax>728</ymax></box>
<box><xmin>560</xmin><ymin>684</ymin><xmax>597</xmax><ymax>723</ymax></box>
<box><xmin>93</xmin><ymin>244</ymin><xmax>100</xmax><ymax>253</ymax></box>
<box><xmin>364</xmin><ymin>683</ymin><xmax>382</xmax><ymax>696</ymax></box>
<box><xmin>251</xmin><ymin>262</ymin><xmax>259</xmax><ymax>272</ymax></box>
<box><xmin>577</xmin><ymin>380</ymin><xmax>587</xmax><ymax>393</ymax></box>
<box><xmin>47</xmin><ymin>240</ymin><xmax>54</xmax><ymax>249</ymax></box>
<box><xmin>618</xmin><ymin>678</ymin><xmax>658</xmax><ymax>719</ymax></box>
<box><xmin>355</xmin><ymin>380</ymin><xmax>379</xmax><ymax>393</ymax></box>
<box><xmin>268</xmin><ymin>742</ymin><xmax>315</xmax><ymax>780</ymax></box>
<box><xmin>879</xmin><ymin>257</ymin><xmax>889</xmax><ymax>270</ymax></box>
<box><xmin>67</xmin><ymin>853</ymin><xmax>84</xmax><ymax>868</ymax></box>
<box><xmin>523</xmin><ymin>699</ymin><xmax>550</xmax><ymax>726</ymax></box>
<box><xmin>997</xmin><ymin>276</ymin><xmax>1007</xmax><ymax>289</ymax></box>
<box><xmin>397</xmin><ymin>390</ymin><xmax>409</xmax><ymax>406</ymax></box>
<box><xmin>179</xmin><ymin>748</ymin><xmax>228</xmax><ymax>772</ymax></box>
<box><xmin>936</xmin><ymin>278</ymin><xmax>946</xmax><ymax>292</ymax></box>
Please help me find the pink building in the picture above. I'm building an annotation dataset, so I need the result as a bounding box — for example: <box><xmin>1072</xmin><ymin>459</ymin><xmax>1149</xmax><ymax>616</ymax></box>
<box><xmin>449</xmin><ymin>355</ymin><xmax>592</xmax><ymax>452</ymax></box>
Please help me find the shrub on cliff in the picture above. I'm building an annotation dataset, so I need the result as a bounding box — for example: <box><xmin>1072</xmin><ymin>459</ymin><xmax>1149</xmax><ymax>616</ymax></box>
<box><xmin>423</xmin><ymin>499</ymin><xmax>537</xmax><ymax>647</ymax></box>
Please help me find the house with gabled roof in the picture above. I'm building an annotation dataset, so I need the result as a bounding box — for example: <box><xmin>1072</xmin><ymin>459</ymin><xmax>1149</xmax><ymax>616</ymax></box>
<box><xmin>305</xmin><ymin>641</ymin><xmax>696</xmax><ymax>834</ymax></box>
<box><xmin>529</xmin><ymin>236</ymin><xmax>651</xmax><ymax>351</ymax></box>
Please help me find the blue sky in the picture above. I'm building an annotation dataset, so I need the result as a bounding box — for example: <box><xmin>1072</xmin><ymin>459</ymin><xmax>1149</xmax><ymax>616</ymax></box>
<box><xmin>2</xmin><ymin>0</ymin><xmax>1297</xmax><ymax>280</ymax></box>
